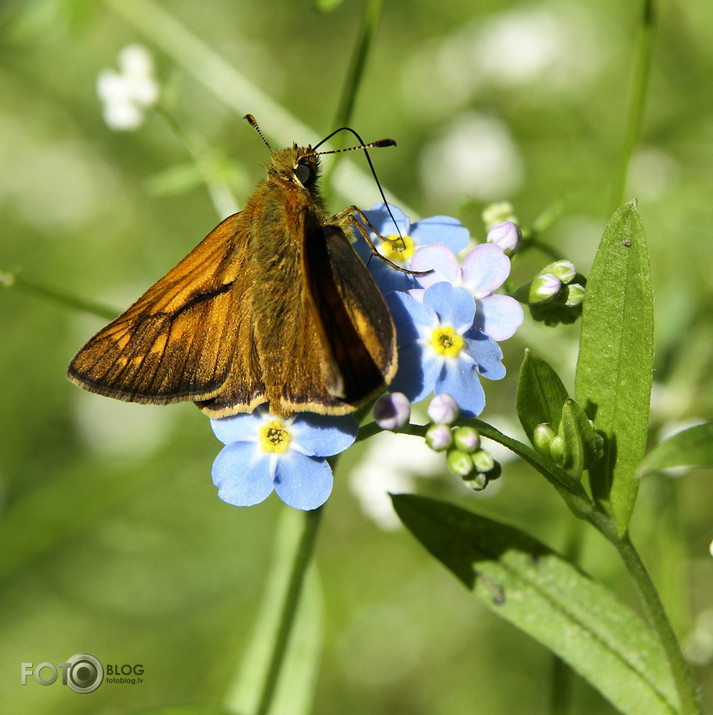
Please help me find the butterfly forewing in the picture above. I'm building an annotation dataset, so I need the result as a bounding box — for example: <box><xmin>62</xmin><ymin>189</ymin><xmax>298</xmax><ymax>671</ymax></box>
<box><xmin>67</xmin><ymin>212</ymin><xmax>264</xmax><ymax>405</ymax></box>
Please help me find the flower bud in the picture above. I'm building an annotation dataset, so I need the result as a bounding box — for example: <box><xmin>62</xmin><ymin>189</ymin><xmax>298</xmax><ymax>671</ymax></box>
<box><xmin>533</xmin><ymin>423</ymin><xmax>556</xmax><ymax>456</ymax></box>
<box><xmin>373</xmin><ymin>392</ymin><xmax>411</xmax><ymax>430</ymax></box>
<box><xmin>427</xmin><ymin>393</ymin><xmax>460</xmax><ymax>425</ymax></box>
<box><xmin>453</xmin><ymin>426</ymin><xmax>480</xmax><ymax>453</ymax></box>
<box><xmin>549</xmin><ymin>434</ymin><xmax>566</xmax><ymax>465</ymax></box>
<box><xmin>563</xmin><ymin>283</ymin><xmax>585</xmax><ymax>308</ymax></box>
<box><xmin>486</xmin><ymin>221</ymin><xmax>522</xmax><ymax>255</ymax></box>
<box><xmin>471</xmin><ymin>448</ymin><xmax>496</xmax><ymax>474</ymax></box>
<box><xmin>482</xmin><ymin>201</ymin><xmax>517</xmax><ymax>229</ymax></box>
<box><xmin>529</xmin><ymin>273</ymin><xmax>562</xmax><ymax>304</ymax></box>
<box><xmin>541</xmin><ymin>260</ymin><xmax>577</xmax><ymax>284</ymax></box>
<box><xmin>463</xmin><ymin>472</ymin><xmax>489</xmax><ymax>491</ymax></box>
<box><xmin>446</xmin><ymin>449</ymin><xmax>475</xmax><ymax>478</ymax></box>
<box><xmin>425</xmin><ymin>423</ymin><xmax>453</xmax><ymax>452</ymax></box>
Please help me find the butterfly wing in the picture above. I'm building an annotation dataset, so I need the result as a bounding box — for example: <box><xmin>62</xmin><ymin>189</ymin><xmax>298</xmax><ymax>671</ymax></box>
<box><xmin>67</xmin><ymin>211</ymin><xmax>265</xmax><ymax>408</ymax></box>
<box><xmin>311</xmin><ymin>223</ymin><xmax>398</xmax><ymax>403</ymax></box>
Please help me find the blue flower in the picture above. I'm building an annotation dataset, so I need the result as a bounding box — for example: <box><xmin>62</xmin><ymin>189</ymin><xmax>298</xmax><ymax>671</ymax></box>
<box><xmin>386</xmin><ymin>282</ymin><xmax>506</xmax><ymax>417</ymax></box>
<box><xmin>410</xmin><ymin>242</ymin><xmax>524</xmax><ymax>341</ymax></box>
<box><xmin>355</xmin><ymin>203</ymin><xmax>470</xmax><ymax>294</ymax></box>
<box><xmin>210</xmin><ymin>409</ymin><xmax>358</xmax><ymax>510</ymax></box>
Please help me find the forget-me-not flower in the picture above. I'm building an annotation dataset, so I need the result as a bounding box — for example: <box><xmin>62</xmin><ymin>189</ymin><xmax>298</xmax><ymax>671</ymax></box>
<box><xmin>386</xmin><ymin>281</ymin><xmax>506</xmax><ymax>417</ymax></box>
<box><xmin>355</xmin><ymin>203</ymin><xmax>470</xmax><ymax>294</ymax></box>
<box><xmin>211</xmin><ymin>409</ymin><xmax>358</xmax><ymax>511</ymax></box>
<box><xmin>410</xmin><ymin>242</ymin><xmax>524</xmax><ymax>342</ymax></box>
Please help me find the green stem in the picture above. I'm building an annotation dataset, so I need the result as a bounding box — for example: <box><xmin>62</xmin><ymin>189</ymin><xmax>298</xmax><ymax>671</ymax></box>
<box><xmin>586</xmin><ymin>510</ymin><xmax>700</xmax><ymax>714</ymax></box>
<box><xmin>610</xmin><ymin>0</ymin><xmax>655</xmax><ymax>213</ymax></box>
<box><xmin>254</xmin><ymin>505</ymin><xmax>324</xmax><ymax>715</ymax></box>
<box><xmin>333</xmin><ymin>0</ymin><xmax>384</xmax><ymax>132</ymax></box>
<box><xmin>321</xmin><ymin>0</ymin><xmax>384</xmax><ymax>201</ymax></box>
<box><xmin>1</xmin><ymin>269</ymin><xmax>118</xmax><ymax>319</ymax></box>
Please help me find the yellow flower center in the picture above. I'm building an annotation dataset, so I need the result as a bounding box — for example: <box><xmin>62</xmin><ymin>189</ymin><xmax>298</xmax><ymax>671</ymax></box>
<box><xmin>379</xmin><ymin>234</ymin><xmax>415</xmax><ymax>265</ymax></box>
<box><xmin>430</xmin><ymin>327</ymin><xmax>464</xmax><ymax>357</ymax></box>
<box><xmin>259</xmin><ymin>419</ymin><xmax>291</xmax><ymax>454</ymax></box>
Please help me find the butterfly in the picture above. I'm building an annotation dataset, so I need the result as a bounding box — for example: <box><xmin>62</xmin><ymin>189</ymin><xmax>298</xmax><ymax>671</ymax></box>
<box><xmin>67</xmin><ymin>116</ymin><xmax>403</xmax><ymax>417</ymax></box>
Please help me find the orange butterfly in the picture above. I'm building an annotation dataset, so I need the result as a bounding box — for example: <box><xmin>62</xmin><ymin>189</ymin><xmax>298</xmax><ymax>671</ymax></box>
<box><xmin>67</xmin><ymin>117</ymin><xmax>401</xmax><ymax>417</ymax></box>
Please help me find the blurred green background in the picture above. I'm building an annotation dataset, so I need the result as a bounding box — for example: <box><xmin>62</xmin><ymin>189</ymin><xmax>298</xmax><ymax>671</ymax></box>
<box><xmin>2</xmin><ymin>0</ymin><xmax>713</xmax><ymax>713</ymax></box>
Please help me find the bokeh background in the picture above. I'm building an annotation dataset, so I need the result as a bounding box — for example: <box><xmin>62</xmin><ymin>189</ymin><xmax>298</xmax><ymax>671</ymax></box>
<box><xmin>2</xmin><ymin>0</ymin><xmax>712</xmax><ymax>713</ymax></box>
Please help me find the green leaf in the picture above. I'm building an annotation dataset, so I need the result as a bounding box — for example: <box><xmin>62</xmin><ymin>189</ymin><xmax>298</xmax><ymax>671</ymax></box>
<box><xmin>575</xmin><ymin>201</ymin><xmax>654</xmax><ymax>534</ymax></box>
<box><xmin>516</xmin><ymin>351</ymin><xmax>570</xmax><ymax>442</ymax></box>
<box><xmin>392</xmin><ymin>494</ymin><xmax>679</xmax><ymax>715</ymax></box>
<box><xmin>640</xmin><ymin>421</ymin><xmax>713</xmax><ymax>475</ymax></box>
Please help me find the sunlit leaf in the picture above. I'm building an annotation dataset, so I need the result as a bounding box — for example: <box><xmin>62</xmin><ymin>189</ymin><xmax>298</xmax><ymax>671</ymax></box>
<box><xmin>392</xmin><ymin>494</ymin><xmax>679</xmax><ymax>715</ymax></box>
<box><xmin>575</xmin><ymin>201</ymin><xmax>654</xmax><ymax>534</ymax></box>
<box><xmin>640</xmin><ymin>421</ymin><xmax>713</xmax><ymax>475</ymax></box>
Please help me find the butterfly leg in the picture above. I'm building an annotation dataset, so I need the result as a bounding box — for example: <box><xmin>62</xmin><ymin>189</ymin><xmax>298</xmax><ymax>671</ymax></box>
<box><xmin>330</xmin><ymin>205</ymin><xmax>430</xmax><ymax>276</ymax></box>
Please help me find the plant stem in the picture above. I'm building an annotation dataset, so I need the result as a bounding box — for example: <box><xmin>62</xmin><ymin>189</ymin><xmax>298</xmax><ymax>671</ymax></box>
<box><xmin>586</xmin><ymin>508</ymin><xmax>700</xmax><ymax>714</ymax></box>
<box><xmin>1</xmin><ymin>269</ymin><xmax>118</xmax><ymax>319</ymax></box>
<box><xmin>610</xmin><ymin>0</ymin><xmax>655</xmax><ymax>213</ymax></box>
<box><xmin>615</xmin><ymin>534</ymin><xmax>700</xmax><ymax>714</ymax></box>
<box><xmin>255</xmin><ymin>505</ymin><xmax>324</xmax><ymax>715</ymax></box>
<box><xmin>333</xmin><ymin>0</ymin><xmax>384</xmax><ymax>132</ymax></box>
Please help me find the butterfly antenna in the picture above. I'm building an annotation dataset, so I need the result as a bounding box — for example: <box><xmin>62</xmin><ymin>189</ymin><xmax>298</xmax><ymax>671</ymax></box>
<box><xmin>244</xmin><ymin>114</ymin><xmax>273</xmax><ymax>153</ymax></box>
<box><xmin>312</xmin><ymin>127</ymin><xmax>401</xmax><ymax>238</ymax></box>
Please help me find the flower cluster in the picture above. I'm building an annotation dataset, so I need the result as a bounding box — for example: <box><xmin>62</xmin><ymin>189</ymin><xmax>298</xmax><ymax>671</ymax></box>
<box><xmin>209</xmin><ymin>204</ymin><xmax>523</xmax><ymax>510</ymax></box>
<box><xmin>97</xmin><ymin>45</ymin><xmax>160</xmax><ymax>131</ymax></box>
<box><xmin>362</xmin><ymin>204</ymin><xmax>523</xmax><ymax>418</ymax></box>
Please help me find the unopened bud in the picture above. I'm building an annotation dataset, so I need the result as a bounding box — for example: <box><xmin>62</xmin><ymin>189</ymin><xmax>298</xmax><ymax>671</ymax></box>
<box><xmin>425</xmin><ymin>423</ymin><xmax>453</xmax><ymax>452</ymax></box>
<box><xmin>563</xmin><ymin>283</ymin><xmax>585</xmax><ymax>308</ymax></box>
<box><xmin>453</xmin><ymin>426</ymin><xmax>480</xmax><ymax>453</ymax></box>
<box><xmin>486</xmin><ymin>221</ymin><xmax>522</xmax><ymax>254</ymax></box>
<box><xmin>542</xmin><ymin>260</ymin><xmax>577</xmax><ymax>284</ymax></box>
<box><xmin>427</xmin><ymin>393</ymin><xmax>460</xmax><ymax>425</ymax></box>
<box><xmin>529</xmin><ymin>273</ymin><xmax>562</xmax><ymax>304</ymax></box>
<box><xmin>373</xmin><ymin>392</ymin><xmax>411</xmax><ymax>430</ymax></box>
<box><xmin>533</xmin><ymin>423</ymin><xmax>556</xmax><ymax>456</ymax></box>
<box><xmin>482</xmin><ymin>201</ymin><xmax>517</xmax><ymax>229</ymax></box>
<box><xmin>447</xmin><ymin>449</ymin><xmax>474</xmax><ymax>478</ymax></box>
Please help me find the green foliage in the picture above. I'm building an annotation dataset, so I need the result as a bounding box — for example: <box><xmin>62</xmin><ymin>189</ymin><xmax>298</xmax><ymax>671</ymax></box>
<box><xmin>576</xmin><ymin>201</ymin><xmax>654</xmax><ymax>534</ymax></box>
<box><xmin>392</xmin><ymin>494</ymin><xmax>680</xmax><ymax>714</ymax></box>
<box><xmin>640</xmin><ymin>421</ymin><xmax>713</xmax><ymax>474</ymax></box>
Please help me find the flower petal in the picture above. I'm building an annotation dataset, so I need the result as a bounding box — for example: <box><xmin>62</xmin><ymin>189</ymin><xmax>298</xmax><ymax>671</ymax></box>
<box><xmin>363</xmin><ymin>202</ymin><xmax>410</xmax><ymax>236</ymax></box>
<box><xmin>387</xmin><ymin>291</ymin><xmax>438</xmax><ymax>343</ymax></box>
<box><xmin>463</xmin><ymin>330</ymin><xmax>506</xmax><ymax>381</ymax></box>
<box><xmin>212</xmin><ymin>442</ymin><xmax>274</xmax><ymax>506</ymax></box>
<box><xmin>390</xmin><ymin>342</ymin><xmax>441</xmax><ymax>402</ymax></box>
<box><xmin>410</xmin><ymin>215</ymin><xmax>470</xmax><ymax>252</ymax></box>
<box><xmin>411</xmin><ymin>243</ymin><xmax>461</xmax><ymax>289</ymax></box>
<box><xmin>475</xmin><ymin>294</ymin><xmax>524</xmax><ymax>341</ymax></box>
<box><xmin>273</xmin><ymin>453</ymin><xmax>333</xmax><ymax>510</ymax></box>
<box><xmin>210</xmin><ymin>410</ymin><xmax>264</xmax><ymax>445</ymax></box>
<box><xmin>435</xmin><ymin>357</ymin><xmax>486</xmax><ymax>417</ymax></box>
<box><xmin>290</xmin><ymin>414</ymin><xmax>358</xmax><ymax>457</ymax></box>
<box><xmin>423</xmin><ymin>283</ymin><xmax>475</xmax><ymax>332</ymax></box>
<box><xmin>461</xmin><ymin>243</ymin><xmax>512</xmax><ymax>298</ymax></box>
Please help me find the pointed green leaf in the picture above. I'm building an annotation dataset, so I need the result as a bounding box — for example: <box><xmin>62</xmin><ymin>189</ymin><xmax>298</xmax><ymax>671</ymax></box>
<box><xmin>640</xmin><ymin>421</ymin><xmax>713</xmax><ymax>475</ymax></box>
<box><xmin>392</xmin><ymin>494</ymin><xmax>678</xmax><ymax>714</ymax></box>
<box><xmin>516</xmin><ymin>351</ymin><xmax>570</xmax><ymax>442</ymax></box>
<box><xmin>575</xmin><ymin>201</ymin><xmax>654</xmax><ymax>534</ymax></box>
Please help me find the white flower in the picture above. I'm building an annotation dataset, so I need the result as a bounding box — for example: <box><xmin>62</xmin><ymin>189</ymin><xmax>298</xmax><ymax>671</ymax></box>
<box><xmin>97</xmin><ymin>44</ymin><xmax>160</xmax><ymax>131</ymax></box>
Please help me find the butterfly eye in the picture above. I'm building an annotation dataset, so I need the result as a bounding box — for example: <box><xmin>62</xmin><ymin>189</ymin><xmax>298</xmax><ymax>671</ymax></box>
<box><xmin>294</xmin><ymin>162</ymin><xmax>314</xmax><ymax>188</ymax></box>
